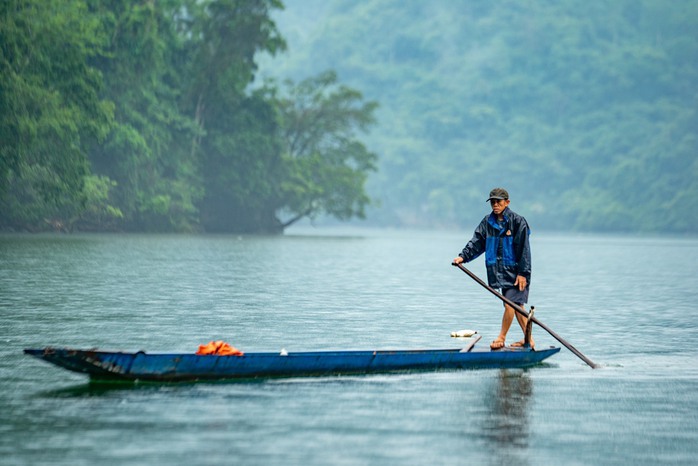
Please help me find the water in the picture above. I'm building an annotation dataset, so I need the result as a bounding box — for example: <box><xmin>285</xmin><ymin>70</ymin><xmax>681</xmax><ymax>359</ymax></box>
<box><xmin>2</xmin><ymin>228</ymin><xmax>697</xmax><ymax>465</ymax></box>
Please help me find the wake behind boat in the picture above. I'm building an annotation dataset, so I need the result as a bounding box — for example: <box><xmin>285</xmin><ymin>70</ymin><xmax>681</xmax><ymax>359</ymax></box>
<box><xmin>24</xmin><ymin>338</ymin><xmax>560</xmax><ymax>382</ymax></box>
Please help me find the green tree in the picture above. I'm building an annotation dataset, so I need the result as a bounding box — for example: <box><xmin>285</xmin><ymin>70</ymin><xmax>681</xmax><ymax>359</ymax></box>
<box><xmin>181</xmin><ymin>0</ymin><xmax>287</xmax><ymax>232</ymax></box>
<box><xmin>88</xmin><ymin>0</ymin><xmax>201</xmax><ymax>232</ymax></box>
<box><xmin>73</xmin><ymin>175</ymin><xmax>124</xmax><ymax>231</ymax></box>
<box><xmin>276</xmin><ymin>71</ymin><xmax>378</xmax><ymax>228</ymax></box>
<box><xmin>198</xmin><ymin>88</ymin><xmax>286</xmax><ymax>232</ymax></box>
<box><xmin>0</xmin><ymin>0</ymin><xmax>113</xmax><ymax>231</ymax></box>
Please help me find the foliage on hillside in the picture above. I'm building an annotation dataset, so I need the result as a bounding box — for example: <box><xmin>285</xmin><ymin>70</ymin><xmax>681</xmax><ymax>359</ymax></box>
<box><xmin>3</xmin><ymin>0</ymin><xmax>696</xmax><ymax>233</ymax></box>
<box><xmin>0</xmin><ymin>0</ymin><xmax>377</xmax><ymax>233</ymax></box>
<box><xmin>263</xmin><ymin>0</ymin><xmax>698</xmax><ymax>232</ymax></box>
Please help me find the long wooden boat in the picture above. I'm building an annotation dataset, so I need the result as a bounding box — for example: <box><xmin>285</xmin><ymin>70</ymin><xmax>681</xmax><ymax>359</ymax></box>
<box><xmin>24</xmin><ymin>340</ymin><xmax>560</xmax><ymax>382</ymax></box>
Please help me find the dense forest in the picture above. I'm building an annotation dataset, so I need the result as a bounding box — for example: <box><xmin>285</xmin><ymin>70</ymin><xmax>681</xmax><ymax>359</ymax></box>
<box><xmin>0</xmin><ymin>0</ymin><xmax>377</xmax><ymax>233</ymax></box>
<box><xmin>2</xmin><ymin>0</ymin><xmax>697</xmax><ymax>234</ymax></box>
<box><xmin>263</xmin><ymin>0</ymin><xmax>698</xmax><ymax>233</ymax></box>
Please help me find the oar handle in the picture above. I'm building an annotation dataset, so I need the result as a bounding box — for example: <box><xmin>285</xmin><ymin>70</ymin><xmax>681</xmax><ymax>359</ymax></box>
<box><xmin>452</xmin><ymin>262</ymin><xmax>598</xmax><ymax>369</ymax></box>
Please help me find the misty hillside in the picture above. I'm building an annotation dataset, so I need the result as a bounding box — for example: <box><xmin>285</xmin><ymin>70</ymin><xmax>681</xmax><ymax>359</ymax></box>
<box><xmin>259</xmin><ymin>0</ymin><xmax>698</xmax><ymax>232</ymax></box>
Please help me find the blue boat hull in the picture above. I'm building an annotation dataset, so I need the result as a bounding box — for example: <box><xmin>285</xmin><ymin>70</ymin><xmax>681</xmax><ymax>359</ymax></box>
<box><xmin>24</xmin><ymin>346</ymin><xmax>560</xmax><ymax>382</ymax></box>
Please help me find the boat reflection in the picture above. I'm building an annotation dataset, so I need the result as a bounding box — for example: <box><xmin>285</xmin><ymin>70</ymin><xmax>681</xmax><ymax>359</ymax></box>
<box><xmin>35</xmin><ymin>381</ymin><xmax>167</xmax><ymax>398</ymax></box>
<box><xmin>480</xmin><ymin>369</ymin><xmax>533</xmax><ymax>465</ymax></box>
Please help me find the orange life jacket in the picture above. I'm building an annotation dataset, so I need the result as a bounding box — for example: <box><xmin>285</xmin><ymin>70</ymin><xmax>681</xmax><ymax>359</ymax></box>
<box><xmin>195</xmin><ymin>340</ymin><xmax>244</xmax><ymax>356</ymax></box>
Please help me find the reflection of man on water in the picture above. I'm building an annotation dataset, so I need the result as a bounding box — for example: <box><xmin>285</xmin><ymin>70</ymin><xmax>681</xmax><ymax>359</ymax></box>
<box><xmin>481</xmin><ymin>370</ymin><xmax>533</xmax><ymax>460</ymax></box>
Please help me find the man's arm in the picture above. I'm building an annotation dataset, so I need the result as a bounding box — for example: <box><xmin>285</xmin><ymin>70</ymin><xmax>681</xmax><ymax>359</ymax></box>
<box><xmin>453</xmin><ymin>218</ymin><xmax>487</xmax><ymax>264</ymax></box>
<box><xmin>514</xmin><ymin>217</ymin><xmax>531</xmax><ymax>287</ymax></box>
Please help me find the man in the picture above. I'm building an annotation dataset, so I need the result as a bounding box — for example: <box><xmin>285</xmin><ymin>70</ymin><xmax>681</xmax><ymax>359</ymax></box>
<box><xmin>453</xmin><ymin>188</ymin><xmax>532</xmax><ymax>350</ymax></box>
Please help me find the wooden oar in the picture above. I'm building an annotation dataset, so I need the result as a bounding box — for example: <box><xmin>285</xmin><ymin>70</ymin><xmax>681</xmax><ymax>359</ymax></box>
<box><xmin>452</xmin><ymin>262</ymin><xmax>599</xmax><ymax>369</ymax></box>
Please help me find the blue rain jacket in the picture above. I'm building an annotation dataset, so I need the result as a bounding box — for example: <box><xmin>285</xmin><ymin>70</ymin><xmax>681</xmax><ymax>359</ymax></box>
<box><xmin>458</xmin><ymin>207</ymin><xmax>531</xmax><ymax>288</ymax></box>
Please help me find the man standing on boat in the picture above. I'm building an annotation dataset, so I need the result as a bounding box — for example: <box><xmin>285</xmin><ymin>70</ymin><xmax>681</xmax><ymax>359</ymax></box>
<box><xmin>453</xmin><ymin>188</ymin><xmax>532</xmax><ymax>350</ymax></box>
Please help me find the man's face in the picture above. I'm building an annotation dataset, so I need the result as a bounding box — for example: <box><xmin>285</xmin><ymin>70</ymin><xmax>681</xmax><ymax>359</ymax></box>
<box><xmin>490</xmin><ymin>198</ymin><xmax>510</xmax><ymax>216</ymax></box>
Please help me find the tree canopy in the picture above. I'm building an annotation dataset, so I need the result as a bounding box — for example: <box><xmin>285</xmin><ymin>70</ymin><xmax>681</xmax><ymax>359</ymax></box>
<box><xmin>263</xmin><ymin>0</ymin><xmax>698</xmax><ymax>233</ymax></box>
<box><xmin>3</xmin><ymin>0</ymin><xmax>697</xmax><ymax>234</ymax></box>
<box><xmin>0</xmin><ymin>0</ymin><xmax>377</xmax><ymax>233</ymax></box>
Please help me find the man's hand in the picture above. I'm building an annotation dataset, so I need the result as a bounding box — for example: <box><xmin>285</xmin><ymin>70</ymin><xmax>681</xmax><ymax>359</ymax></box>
<box><xmin>515</xmin><ymin>275</ymin><xmax>527</xmax><ymax>291</ymax></box>
<box><xmin>453</xmin><ymin>257</ymin><xmax>464</xmax><ymax>265</ymax></box>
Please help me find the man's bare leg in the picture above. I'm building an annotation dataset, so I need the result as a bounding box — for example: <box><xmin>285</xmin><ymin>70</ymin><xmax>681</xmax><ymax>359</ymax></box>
<box><xmin>511</xmin><ymin>305</ymin><xmax>535</xmax><ymax>348</ymax></box>
<box><xmin>491</xmin><ymin>303</ymin><xmax>516</xmax><ymax>349</ymax></box>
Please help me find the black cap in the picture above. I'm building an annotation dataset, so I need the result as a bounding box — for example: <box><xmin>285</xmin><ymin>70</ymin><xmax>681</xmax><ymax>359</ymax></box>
<box><xmin>486</xmin><ymin>187</ymin><xmax>509</xmax><ymax>202</ymax></box>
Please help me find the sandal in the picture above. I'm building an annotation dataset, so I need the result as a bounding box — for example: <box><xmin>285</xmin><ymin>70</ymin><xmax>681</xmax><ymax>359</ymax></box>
<box><xmin>511</xmin><ymin>339</ymin><xmax>535</xmax><ymax>349</ymax></box>
<box><xmin>490</xmin><ymin>338</ymin><xmax>506</xmax><ymax>350</ymax></box>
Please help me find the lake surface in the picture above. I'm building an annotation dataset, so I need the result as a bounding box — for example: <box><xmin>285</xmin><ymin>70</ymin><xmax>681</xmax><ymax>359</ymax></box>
<box><xmin>2</xmin><ymin>228</ymin><xmax>697</xmax><ymax>465</ymax></box>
